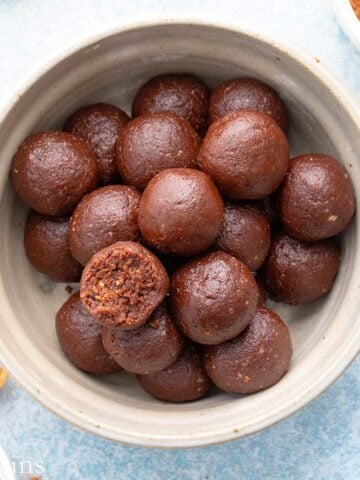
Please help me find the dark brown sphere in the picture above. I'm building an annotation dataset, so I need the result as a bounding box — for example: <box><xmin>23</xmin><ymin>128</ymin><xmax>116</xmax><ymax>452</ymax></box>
<box><xmin>102</xmin><ymin>303</ymin><xmax>183</xmax><ymax>374</ymax></box>
<box><xmin>198</xmin><ymin>111</ymin><xmax>289</xmax><ymax>199</ymax></box>
<box><xmin>256</xmin><ymin>277</ymin><xmax>267</xmax><ymax>308</ymax></box>
<box><xmin>132</xmin><ymin>74</ymin><xmax>210</xmax><ymax>135</ymax></box>
<box><xmin>56</xmin><ymin>292</ymin><xmax>121</xmax><ymax>374</ymax></box>
<box><xmin>116</xmin><ymin>112</ymin><xmax>200</xmax><ymax>190</ymax></box>
<box><xmin>11</xmin><ymin>131</ymin><xmax>98</xmax><ymax>215</ymax></box>
<box><xmin>64</xmin><ymin>103</ymin><xmax>130</xmax><ymax>184</ymax></box>
<box><xmin>24</xmin><ymin>211</ymin><xmax>82</xmax><ymax>282</ymax></box>
<box><xmin>215</xmin><ymin>204</ymin><xmax>271</xmax><ymax>270</ymax></box>
<box><xmin>171</xmin><ymin>251</ymin><xmax>259</xmax><ymax>345</ymax></box>
<box><xmin>80</xmin><ymin>241</ymin><xmax>169</xmax><ymax>329</ymax></box>
<box><xmin>203</xmin><ymin>308</ymin><xmax>292</xmax><ymax>394</ymax></box>
<box><xmin>137</xmin><ymin>343</ymin><xmax>210</xmax><ymax>402</ymax></box>
<box><xmin>68</xmin><ymin>185</ymin><xmax>141</xmax><ymax>266</ymax></box>
<box><xmin>261</xmin><ymin>232</ymin><xmax>340</xmax><ymax>305</ymax></box>
<box><xmin>279</xmin><ymin>154</ymin><xmax>355</xmax><ymax>241</ymax></box>
<box><xmin>138</xmin><ymin>168</ymin><xmax>224</xmax><ymax>257</ymax></box>
<box><xmin>209</xmin><ymin>78</ymin><xmax>289</xmax><ymax>132</ymax></box>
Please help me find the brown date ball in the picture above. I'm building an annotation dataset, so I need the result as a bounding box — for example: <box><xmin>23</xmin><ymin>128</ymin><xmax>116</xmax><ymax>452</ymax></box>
<box><xmin>171</xmin><ymin>251</ymin><xmax>259</xmax><ymax>345</ymax></box>
<box><xmin>11</xmin><ymin>131</ymin><xmax>98</xmax><ymax>215</ymax></box>
<box><xmin>116</xmin><ymin>112</ymin><xmax>200</xmax><ymax>190</ymax></box>
<box><xmin>261</xmin><ymin>232</ymin><xmax>340</xmax><ymax>305</ymax></box>
<box><xmin>64</xmin><ymin>103</ymin><xmax>130</xmax><ymax>185</ymax></box>
<box><xmin>132</xmin><ymin>74</ymin><xmax>210</xmax><ymax>136</ymax></box>
<box><xmin>203</xmin><ymin>308</ymin><xmax>292</xmax><ymax>394</ymax></box>
<box><xmin>215</xmin><ymin>204</ymin><xmax>271</xmax><ymax>271</ymax></box>
<box><xmin>80</xmin><ymin>241</ymin><xmax>169</xmax><ymax>329</ymax></box>
<box><xmin>209</xmin><ymin>78</ymin><xmax>289</xmax><ymax>132</ymax></box>
<box><xmin>68</xmin><ymin>185</ymin><xmax>141</xmax><ymax>266</ymax></box>
<box><xmin>279</xmin><ymin>154</ymin><xmax>355</xmax><ymax>241</ymax></box>
<box><xmin>56</xmin><ymin>292</ymin><xmax>121</xmax><ymax>374</ymax></box>
<box><xmin>138</xmin><ymin>168</ymin><xmax>224</xmax><ymax>257</ymax></box>
<box><xmin>198</xmin><ymin>111</ymin><xmax>289</xmax><ymax>200</ymax></box>
<box><xmin>102</xmin><ymin>303</ymin><xmax>183</xmax><ymax>374</ymax></box>
<box><xmin>24</xmin><ymin>211</ymin><xmax>82</xmax><ymax>282</ymax></box>
<box><xmin>137</xmin><ymin>343</ymin><xmax>210</xmax><ymax>402</ymax></box>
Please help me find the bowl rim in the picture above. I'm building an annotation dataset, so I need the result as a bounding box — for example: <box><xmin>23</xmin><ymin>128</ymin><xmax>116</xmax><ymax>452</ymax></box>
<box><xmin>0</xmin><ymin>18</ymin><xmax>360</xmax><ymax>448</ymax></box>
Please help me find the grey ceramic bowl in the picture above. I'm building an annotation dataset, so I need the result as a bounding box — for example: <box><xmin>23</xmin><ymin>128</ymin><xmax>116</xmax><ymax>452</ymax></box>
<box><xmin>0</xmin><ymin>20</ymin><xmax>359</xmax><ymax>448</ymax></box>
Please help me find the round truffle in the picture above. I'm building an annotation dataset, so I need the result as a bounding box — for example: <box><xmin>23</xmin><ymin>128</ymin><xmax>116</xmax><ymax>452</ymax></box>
<box><xmin>171</xmin><ymin>251</ymin><xmax>259</xmax><ymax>345</ymax></box>
<box><xmin>209</xmin><ymin>78</ymin><xmax>289</xmax><ymax>132</ymax></box>
<box><xmin>261</xmin><ymin>232</ymin><xmax>340</xmax><ymax>305</ymax></box>
<box><xmin>132</xmin><ymin>74</ymin><xmax>210</xmax><ymax>135</ymax></box>
<box><xmin>279</xmin><ymin>154</ymin><xmax>355</xmax><ymax>241</ymax></box>
<box><xmin>64</xmin><ymin>103</ymin><xmax>130</xmax><ymax>184</ymax></box>
<box><xmin>24</xmin><ymin>211</ymin><xmax>82</xmax><ymax>282</ymax></box>
<box><xmin>56</xmin><ymin>292</ymin><xmax>121</xmax><ymax>374</ymax></box>
<box><xmin>102</xmin><ymin>303</ymin><xmax>183</xmax><ymax>374</ymax></box>
<box><xmin>68</xmin><ymin>185</ymin><xmax>141</xmax><ymax>266</ymax></box>
<box><xmin>198</xmin><ymin>111</ymin><xmax>289</xmax><ymax>199</ymax></box>
<box><xmin>256</xmin><ymin>277</ymin><xmax>267</xmax><ymax>308</ymax></box>
<box><xmin>137</xmin><ymin>343</ymin><xmax>210</xmax><ymax>402</ymax></box>
<box><xmin>215</xmin><ymin>204</ymin><xmax>271</xmax><ymax>270</ymax></box>
<box><xmin>80</xmin><ymin>241</ymin><xmax>169</xmax><ymax>328</ymax></box>
<box><xmin>11</xmin><ymin>131</ymin><xmax>98</xmax><ymax>215</ymax></box>
<box><xmin>116</xmin><ymin>112</ymin><xmax>200</xmax><ymax>190</ymax></box>
<box><xmin>203</xmin><ymin>308</ymin><xmax>292</xmax><ymax>394</ymax></box>
<box><xmin>138</xmin><ymin>168</ymin><xmax>224</xmax><ymax>256</ymax></box>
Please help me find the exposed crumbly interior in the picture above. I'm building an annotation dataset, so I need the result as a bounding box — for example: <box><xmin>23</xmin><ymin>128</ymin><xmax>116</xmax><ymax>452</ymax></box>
<box><xmin>82</xmin><ymin>249</ymin><xmax>158</xmax><ymax>327</ymax></box>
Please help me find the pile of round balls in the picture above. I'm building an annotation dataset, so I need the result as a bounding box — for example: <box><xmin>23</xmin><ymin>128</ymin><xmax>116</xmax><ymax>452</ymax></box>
<box><xmin>11</xmin><ymin>73</ymin><xmax>355</xmax><ymax>402</ymax></box>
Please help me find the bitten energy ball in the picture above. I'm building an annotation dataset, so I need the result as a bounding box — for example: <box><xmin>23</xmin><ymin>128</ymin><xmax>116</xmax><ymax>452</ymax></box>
<box><xmin>11</xmin><ymin>131</ymin><xmax>98</xmax><ymax>215</ymax></box>
<box><xmin>69</xmin><ymin>185</ymin><xmax>141</xmax><ymax>265</ymax></box>
<box><xmin>80</xmin><ymin>241</ymin><xmax>169</xmax><ymax>328</ymax></box>
<box><xmin>262</xmin><ymin>232</ymin><xmax>340</xmax><ymax>304</ymax></box>
<box><xmin>64</xmin><ymin>103</ymin><xmax>130</xmax><ymax>184</ymax></box>
<box><xmin>215</xmin><ymin>204</ymin><xmax>271</xmax><ymax>271</ymax></box>
<box><xmin>116</xmin><ymin>112</ymin><xmax>200</xmax><ymax>190</ymax></box>
<box><xmin>279</xmin><ymin>154</ymin><xmax>355</xmax><ymax>241</ymax></box>
<box><xmin>24</xmin><ymin>211</ymin><xmax>82</xmax><ymax>282</ymax></box>
<box><xmin>137</xmin><ymin>343</ymin><xmax>210</xmax><ymax>402</ymax></box>
<box><xmin>102</xmin><ymin>303</ymin><xmax>183</xmax><ymax>374</ymax></box>
<box><xmin>171</xmin><ymin>251</ymin><xmax>259</xmax><ymax>345</ymax></box>
<box><xmin>132</xmin><ymin>74</ymin><xmax>210</xmax><ymax>135</ymax></box>
<box><xmin>138</xmin><ymin>168</ymin><xmax>224</xmax><ymax>256</ymax></box>
<box><xmin>198</xmin><ymin>111</ymin><xmax>289</xmax><ymax>199</ymax></box>
<box><xmin>209</xmin><ymin>78</ymin><xmax>289</xmax><ymax>132</ymax></box>
<box><xmin>204</xmin><ymin>308</ymin><xmax>292</xmax><ymax>394</ymax></box>
<box><xmin>56</xmin><ymin>292</ymin><xmax>121</xmax><ymax>374</ymax></box>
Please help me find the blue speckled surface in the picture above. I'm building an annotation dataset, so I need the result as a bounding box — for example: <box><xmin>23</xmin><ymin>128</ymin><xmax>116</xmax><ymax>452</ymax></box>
<box><xmin>0</xmin><ymin>1</ymin><xmax>359</xmax><ymax>479</ymax></box>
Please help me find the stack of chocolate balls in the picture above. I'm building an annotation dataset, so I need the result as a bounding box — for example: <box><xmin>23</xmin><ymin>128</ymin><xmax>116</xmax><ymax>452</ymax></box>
<box><xmin>11</xmin><ymin>73</ymin><xmax>355</xmax><ymax>402</ymax></box>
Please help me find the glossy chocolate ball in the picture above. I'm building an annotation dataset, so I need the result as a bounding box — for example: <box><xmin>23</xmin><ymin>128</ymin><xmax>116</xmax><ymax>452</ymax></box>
<box><xmin>137</xmin><ymin>343</ymin><xmax>210</xmax><ymax>402</ymax></box>
<box><xmin>102</xmin><ymin>303</ymin><xmax>183</xmax><ymax>374</ymax></box>
<box><xmin>64</xmin><ymin>103</ymin><xmax>130</xmax><ymax>184</ymax></box>
<box><xmin>209</xmin><ymin>78</ymin><xmax>289</xmax><ymax>132</ymax></box>
<box><xmin>11</xmin><ymin>131</ymin><xmax>98</xmax><ymax>215</ymax></box>
<box><xmin>171</xmin><ymin>251</ymin><xmax>259</xmax><ymax>344</ymax></box>
<box><xmin>261</xmin><ymin>232</ymin><xmax>340</xmax><ymax>304</ymax></box>
<box><xmin>138</xmin><ymin>168</ymin><xmax>224</xmax><ymax>257</ymax></box>
<box><xmin>279</xmin><ymin>154</ymin><xmax>355</xmax><ymax>241</ymax></box>
<box><xmin>68</xmin><ymin>185</ymin><xmax>141</xmax><ymax>265</ymax></box>
<box><xmin>24</xmin><ymin>211</ymin><xmax>82</xmax><ymax>282</ymax></box>
<box><xmin>116</xmin><ymin>112</ymin><xmax>200</xmax><ymax>190</ymax></box>
<box><xmin>56</xmin><ymin>292</ymin><xmax>121</xmax><ymax>374</ymax></box>
<box><xmin>132</xmin><ymin>74</ymin><xmax>210</xmax><ymax>135</ymax></box>
<box><xmin>198</xmin><ymin>111</ymin><xmax>289</xmax><ymax>199</ymax></box>
<box><xmin>204</xmin><ymin>308</ymin><xmax>292</xmax><ymax>393</ymax></box>
<box><xmin>215</xmin><ymin>204</ymin><xmax>271</xmax><ymax>270</ymax></box>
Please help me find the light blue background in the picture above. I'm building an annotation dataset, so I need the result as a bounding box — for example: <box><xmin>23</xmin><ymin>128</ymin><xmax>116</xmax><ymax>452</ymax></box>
<box><xmin>0</xmin><ymin>1</ymin><xmax>359</xmax><ymax>479</ymax></box>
